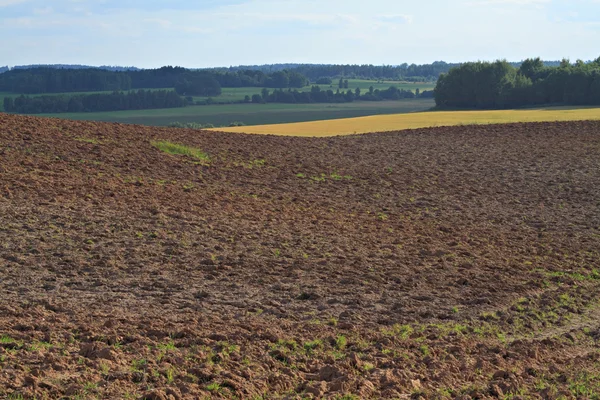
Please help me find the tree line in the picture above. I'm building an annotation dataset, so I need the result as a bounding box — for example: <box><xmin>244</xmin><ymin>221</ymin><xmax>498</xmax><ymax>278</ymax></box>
<box><xmin>0</xmin><ymin>66</ymin><xmax>309</xmax><ymax>94</ymax></box>
<box><xmin>214</xmin><ymin>62</ymin><xmax>459</xmax><ymax>81</ymax></box>
<box><xmin>250</xmin><ymin>86</ymin><xmax>431</xmax><ymax>104</ymax></box>
<box><xmin>435</xmin><ymin>57</ymin><xmax>600</xmax><ymax>109</ymax></box>
<box><xmin>3</xmin><ymin>89</ymin><xmax>186</xmax><ymax>114</ymax></box>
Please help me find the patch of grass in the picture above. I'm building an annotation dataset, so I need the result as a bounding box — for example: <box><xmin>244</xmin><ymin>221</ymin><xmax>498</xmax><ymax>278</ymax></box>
<box><xmin>151</xmin><ymin>140</ymin><xmax>210</xmax><ymax>162</ymax></box>
<box><xmin>335</xmin><ymin>395</ymin><xmax>360</xmax><ymax>400</ymax></box>
<box><xmin>383</xmin><ymin>324</ymin><xmax>414</xmax><ymax>339</ymax></box>
<box><xmin>206</xmin><ymin>382</ymin><xmax>221</xmax><ymax>392</ymax></box>
<box><xmin>131</xmin><ymin>358</ymin><xmax>147</xmax><ymax>372</ymax></box>
<box><xmin>28</xmin><ymin>340</ymin><xmax>53</xmax><ymax>351</ymax></box>
<box><xmin>362</xmin><ymin>362</ymin><xmax>375</xmax><ymax>372</ymax></box>
<box><xmin>166</xmin><ymin>367</ymin><xmax>176</xmax><ymax>384</ymax></box>
<box><xmin>303</xmin><ymin>339</ymin><xmax>323</xmax><ymax>354</ymax></box>
<box><xmin>335</xmin><ymin>335</ymin><xmax>347</xmax><ymax>350</ymax></box>
<box><xmin>0</xmin><ymin>335</ymin><xmax>17</xmax><ymax>344</ymax></box>
<box><xmin>75</xmin><ymin>137</ymin><xmax>101</xmax><ymax>144</ymax></box>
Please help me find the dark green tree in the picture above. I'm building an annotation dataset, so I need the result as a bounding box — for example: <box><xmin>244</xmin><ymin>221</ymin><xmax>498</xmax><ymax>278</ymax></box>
<box><xmin>519</xmin><ymin>58</ymin><xmax>544</xmax><ymax>81</ymax></box>
<box><xmin>3</xmin><ymin>97</ymin><xmax>14</xmax><ymax>112</ymax></box>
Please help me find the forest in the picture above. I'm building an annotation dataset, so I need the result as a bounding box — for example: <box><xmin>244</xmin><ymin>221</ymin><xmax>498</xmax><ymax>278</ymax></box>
<box><xmin>0</xmin><ymin>67</ymin><xmax>308</xmax><ymax>94</ymax></box>
<box><xmin>434</xmin><ymin>58</ymin><xmax>600</xmax><ymax>109</ymax></box>
<box><xmin>3</xmin><ymin>89</ymin><xmax>186</xmax><ymax>114</ymax></box>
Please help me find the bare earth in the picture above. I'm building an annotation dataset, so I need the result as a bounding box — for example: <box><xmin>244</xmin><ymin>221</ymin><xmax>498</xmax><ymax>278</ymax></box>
<box><xmin>1</xmin><ymin>114</ymin><xmax>600</xmax><ymax>399</ymax></box>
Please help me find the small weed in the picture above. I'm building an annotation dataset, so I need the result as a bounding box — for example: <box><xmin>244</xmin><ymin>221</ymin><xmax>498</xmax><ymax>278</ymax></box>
<box><xmin>99</xmin><ymin>362</ymin><xmax>110</xmax><ymax>375</ymax></box>
<box><xmin>82</xmin><ymin>382</ymin><xmax>98</xmax><ymax>393</ymax></box>
<box><xmin>156</xmin><ymin>340</ymin><xmax>177</xmax><ymax>352</ymax></box>
<box><xmin>131</xmin><ymin>358</ymin><xmax>147</xmax><ymax>372</ymax></box>
<box><xmin>310</xmin><ymin>174</ymin><xmax>327</xmax><ymax>182</ymax></box>
<box><xmin>303</xmin><ymin>339</ymin><xmax>323</xmax><ymax>354</ymax></box>
<box><xmin>377</xmin><ymin>212</ymin><xmax>389</xmax><ymax>221</ymax></box>
<box><xmin>335</xmin><ymin>395</ymin><xmax>360</xmax><ymax>400</ymax></box>
<box><xmin>330</xmin><ymin>172</ymin><xmax>342</xmax><ymax>180</ymax></box>
<box><xmin>383</xmin><ymin>324</ymin><xmax>413</xmax><ymax>339</ymax></box>
<box><xmin>166</xmin><ymin>367</ymin><xmax>175</xmax><ymax>384</ymax></box>
<box><xmin>335</xmin><ymin>335</ymin><xmax>347</xmax><ymax>350</ymax></box>
<box><xmin>0</xmin><ymin>335</ymin><xmax>18</xmax><ymax>345</ymax></box>
<box><xmin>480</xmin><ymin>311</ymin><xmax>499</xmax><ymax>321</ymax></box>
<box><xmin>206</xmin><ymin>382</ymin><xmax>221</xmax><ymax>392</ymax></box>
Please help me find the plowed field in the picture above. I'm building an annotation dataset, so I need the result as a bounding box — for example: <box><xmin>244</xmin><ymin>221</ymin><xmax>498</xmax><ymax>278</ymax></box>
<box><xmin>2</xmin><ymin>114</ymin><xmax>600</xmax><ymax>399</ymax></box>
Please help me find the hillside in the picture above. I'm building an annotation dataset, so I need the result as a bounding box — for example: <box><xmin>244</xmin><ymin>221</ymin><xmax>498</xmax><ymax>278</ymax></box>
<box><xmin>2</xmin><ymin>114</ymin><xmax>600</xmax><ymax>398</ymax></box>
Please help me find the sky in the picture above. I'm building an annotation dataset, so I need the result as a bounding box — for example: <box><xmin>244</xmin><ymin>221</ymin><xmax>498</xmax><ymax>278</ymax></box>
<box><xmin>1</xmin><ymin>0</ymin><xmax>599</xmax><ymax>68</ymax></box>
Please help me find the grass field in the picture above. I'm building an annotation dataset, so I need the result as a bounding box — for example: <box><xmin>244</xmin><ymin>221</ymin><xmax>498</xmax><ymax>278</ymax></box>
<box><xmin>33</xmin><ymin>99</ymin><xmax>435</xmax><ymax>127</ymax></box>
<box><xmin>191</xmin><ymin>79</ymin><xmax>436</xmax><ymax>103</ymax></box>
<box><xmin>215</xmin><ymin>106</ymin><xmax>600</xmax><ymax>136</ymax></box>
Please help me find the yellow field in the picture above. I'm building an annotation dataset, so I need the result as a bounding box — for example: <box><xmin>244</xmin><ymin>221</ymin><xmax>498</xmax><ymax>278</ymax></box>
<box><xmin>213</xmin><ymin>106</ymin><xmax>600</xmax><ymax>137</ymax></box>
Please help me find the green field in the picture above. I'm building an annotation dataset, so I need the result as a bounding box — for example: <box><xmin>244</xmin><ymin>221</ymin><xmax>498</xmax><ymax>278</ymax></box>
<box><xmin>191</xmin><ymin>79</ymin><xmax>436</xmax><ymax>103</ymax></box>
<box><xmin>33</xmin><ymin>99</ymin><xmax>435</xmax><ymax>126</ymax></box>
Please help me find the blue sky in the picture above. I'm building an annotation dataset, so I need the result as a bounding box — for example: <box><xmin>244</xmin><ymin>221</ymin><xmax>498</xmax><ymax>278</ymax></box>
<box><xmin>1</xmin><ymin>0</ymin><xmax>599</xmax><ymax>68</ymax></box>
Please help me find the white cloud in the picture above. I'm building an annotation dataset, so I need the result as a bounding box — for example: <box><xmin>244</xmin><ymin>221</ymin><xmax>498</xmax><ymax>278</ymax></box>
<box><xmin>33</xmin><ymin>6</ymin><xmax>53</xmax><ymax>14</ymax></box>
<box><xmin>1</xmin><ymin>0</ymin><xmax>599</xmax><ymax>68</ymax></box>
<box><xmin>143</xmin><ymin>18</ymin><xmax>172</xmax><ymax>29</ymax></box>
<box><xmin>0</xmin><ymin>0</ymin><xmax>28</xmax><ymax>6</ymax></box>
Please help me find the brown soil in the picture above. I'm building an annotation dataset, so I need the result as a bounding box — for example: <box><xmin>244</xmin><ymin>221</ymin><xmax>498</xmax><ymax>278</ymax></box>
<box><xmin>2</xmin><ymin>113</ymin><xmax>600</xmax><ymax>399</ymax></box>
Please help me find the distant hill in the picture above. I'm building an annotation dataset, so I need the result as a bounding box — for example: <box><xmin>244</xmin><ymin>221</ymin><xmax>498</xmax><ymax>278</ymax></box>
<box><xmin>1</xmin><ymin>64</ymin><xmax>140</xmax><ymax>73</ymax></box>
<box><xmin>203</xmin><ymin>61</ymin><xmax>566</xmax><ymax>81</ymax></box>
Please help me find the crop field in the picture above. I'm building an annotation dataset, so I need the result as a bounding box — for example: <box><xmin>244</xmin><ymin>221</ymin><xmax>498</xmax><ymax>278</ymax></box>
<box><xmin>218</xmin><ymin>106</ymin><xmax>600</xmax><ymax>136</ymax></box>
<box><xmin>34</xmin><ymin>99</ymin><xmax>435</xmax><ymax>127</ymax></box>
<box><xmin>190</xmin><ymin>80</ymin><xmax>436</xmax><ymax>103</ymax></box>
<box><xmin>2</xmin><ymin>113</ymin><xmax>600</xmax><ymax>398</ymax></box>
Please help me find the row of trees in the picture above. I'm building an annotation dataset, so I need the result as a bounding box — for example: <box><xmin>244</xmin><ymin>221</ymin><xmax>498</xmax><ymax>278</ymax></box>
<box><xmin>219</xmin><ymin>62</ymin><xmax>461</xmax><ymax>81</ymax></box>
<box><xmin>0</xmin><ymin>68</ymin><xmax>133</xmax><ymax>94</ymax></box>
<box><xmin>3</xmin><ymin>89</ymin><xmax>186</xmax><ymax>114</ymax></box>
<box><xmin>249</xmin><ymin>86</ymin><xmax>426</xmax><ymax>104</ymax></box>
<box><xmin>435</xmin><ymin>58</ymin><xmax>600</xmax><ymax>109</ymax></box>
<box><xmin>0</xmin><ymin>66</ymin><xmax>310</xmax><ymax>94</ymax></box>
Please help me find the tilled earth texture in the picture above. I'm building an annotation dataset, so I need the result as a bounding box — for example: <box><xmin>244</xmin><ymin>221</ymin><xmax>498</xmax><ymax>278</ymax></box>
<box><xmin>1</xmin><ymin>114</ymin><xmax>600</xmax><ymax>400</ymax></box>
